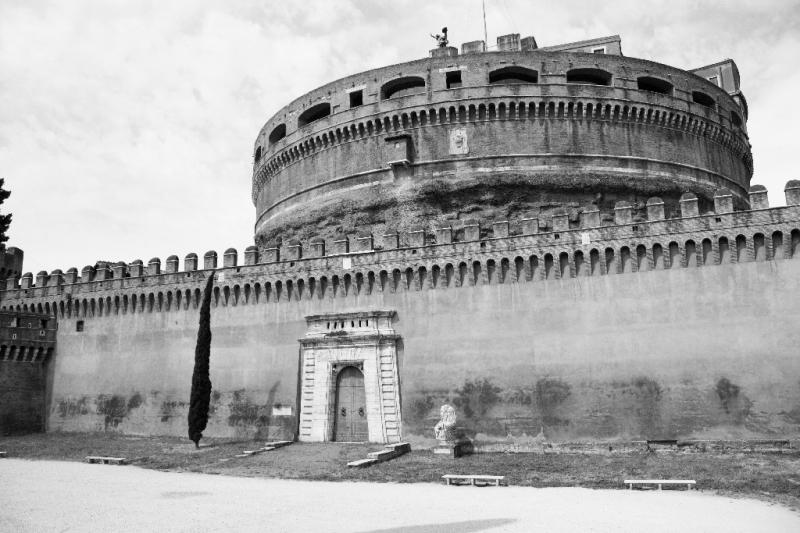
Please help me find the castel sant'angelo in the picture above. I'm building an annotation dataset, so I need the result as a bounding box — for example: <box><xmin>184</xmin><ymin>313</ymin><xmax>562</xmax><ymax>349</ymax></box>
<box><xmin>1</xmin><ymin>32</ymin><xmax>799</xmax><ymax>448</ymax></box>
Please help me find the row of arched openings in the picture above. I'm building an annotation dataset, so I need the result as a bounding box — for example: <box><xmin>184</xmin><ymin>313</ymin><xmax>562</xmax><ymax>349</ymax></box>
<box><xmin>0</xmin><ymin>344</ymin><xmax>53</xmax><ymax>363</ymax></box>
<box><xmin>4</xmin><ymin>230</ymin><xmax>798</xmax><ymax>321</ymax></box>
<box><xmin>255</xmin><ymin>96</ymin><xmax>749</xmax><ymax>185</ymax></box>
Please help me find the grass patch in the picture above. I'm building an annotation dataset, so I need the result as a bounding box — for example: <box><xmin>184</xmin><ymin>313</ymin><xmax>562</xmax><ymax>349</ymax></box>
<box><xmin>2</xmin><ymin>433</ymin><xmax>800</xmax><ymax>509</ymax></box>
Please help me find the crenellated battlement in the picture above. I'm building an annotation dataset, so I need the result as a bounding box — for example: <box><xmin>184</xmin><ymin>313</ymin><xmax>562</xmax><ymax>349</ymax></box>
<box><xmin>1</xmin><ymin>182</ymin><xmax>798</xmax><ymax>320</ymax></box>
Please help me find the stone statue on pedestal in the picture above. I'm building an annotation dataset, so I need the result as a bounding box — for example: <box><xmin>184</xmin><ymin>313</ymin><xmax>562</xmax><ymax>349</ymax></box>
<box><xmin>433</xmin><ymin>404</ymin><xmax>457</xmax><ymax>443</ymax></box>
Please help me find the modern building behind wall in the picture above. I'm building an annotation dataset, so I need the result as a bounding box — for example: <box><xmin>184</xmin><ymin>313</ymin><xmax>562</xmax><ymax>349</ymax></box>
<box><xmin>1</xmin><ymin>33</ymin><xmax>799</xmax><ymax>447</ymax></box>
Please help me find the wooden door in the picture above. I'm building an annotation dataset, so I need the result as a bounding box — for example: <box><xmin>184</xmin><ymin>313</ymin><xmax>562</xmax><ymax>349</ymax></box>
<box><xmin>334</xmin><ymin>366</ymin><xmax>368</xmax><ymax>441</ymax></box>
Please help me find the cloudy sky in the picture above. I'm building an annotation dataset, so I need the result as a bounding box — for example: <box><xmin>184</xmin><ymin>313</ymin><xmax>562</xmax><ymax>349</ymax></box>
<box><xmin>1</xmin><ymin>0</ymin><xmax>799</xmax><ymax>273</ymax></box>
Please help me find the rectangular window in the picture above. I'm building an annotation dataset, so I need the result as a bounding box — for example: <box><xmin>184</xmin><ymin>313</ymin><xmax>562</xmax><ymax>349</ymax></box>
<box><xmin>349</xmin><ymin>90</ymin><xmax>363</xmax><ymax>108</ymax></box>
<box><xmin>446</xmin><ymin>70</ymin><xmax>462</xmax><ymax>89</ymax></box>
<box><xmin>76</xmin><ymin>320</ymin><xmax>84</xmax><ymax>332</ymax></box>
<box><xmin>40</xmin><ymin>319</ymin><xmax>48</xmax><ymax>329</ymax></box>
<box><xmin>592</xmin><ymin>47</ymin><xmax>606</xmax><ymax>54</ymax></box>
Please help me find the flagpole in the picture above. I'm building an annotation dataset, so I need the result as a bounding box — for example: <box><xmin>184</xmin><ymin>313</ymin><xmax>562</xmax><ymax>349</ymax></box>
<box><xmin>482</xmin><ymin>0</ymin><xmax>488</xmax><ymax>49</ymax></box>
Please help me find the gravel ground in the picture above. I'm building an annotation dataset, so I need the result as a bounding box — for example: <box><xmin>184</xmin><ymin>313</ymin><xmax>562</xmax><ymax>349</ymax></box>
<box><xmin>1</xmin><ymin>458</ymin><xmax>799</xmax><ymax>532</ymax></box>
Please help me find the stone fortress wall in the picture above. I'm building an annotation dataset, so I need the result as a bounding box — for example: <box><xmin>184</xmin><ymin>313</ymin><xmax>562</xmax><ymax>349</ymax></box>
<box><xmin>251</xmin><ymin>39</ymin><xmax>752</xmax><ymax>248</ymax></box>
<box><xmin>1</xmin><ymin>183</ymin><xmax>799</xmax><ymax>443</ymax></box>
<box><xmin>1</xmin><ymin>33</ymin><xmax>798</xmax><ymax>446</ymax></box>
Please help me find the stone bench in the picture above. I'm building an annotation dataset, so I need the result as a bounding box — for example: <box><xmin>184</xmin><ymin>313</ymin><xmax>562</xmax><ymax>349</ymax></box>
<box><xmin>442</xmin><ymin>474</ymin><xmax>505</xmax><ymax>486</ymax></box>
<box><xmin>624</xmin><ymin>479</ymin><xmax>695</xmax><ymax>490</ymax></box>
<box><xmin>85</xmin><ymin>456</ymin><xmax>127</xmax><ymax>465</ymax></box>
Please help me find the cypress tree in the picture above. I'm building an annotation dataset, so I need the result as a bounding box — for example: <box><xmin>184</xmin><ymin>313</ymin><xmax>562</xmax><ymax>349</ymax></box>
<box><xmin>0</xmin><ymin>178</ymin><xmax>12</xmax><ymax>245</ymax></box>
<box><xmin>188</xmin><ymin>273</ymin><xmax>214</xmax><ymax>448</ymax></box>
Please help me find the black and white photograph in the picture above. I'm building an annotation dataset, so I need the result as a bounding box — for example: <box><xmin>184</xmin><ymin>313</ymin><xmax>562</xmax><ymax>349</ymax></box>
<box><xmin>1</xmin><ymin>0</ymin><xmax>799</xmax><ymax>531</ymax></box>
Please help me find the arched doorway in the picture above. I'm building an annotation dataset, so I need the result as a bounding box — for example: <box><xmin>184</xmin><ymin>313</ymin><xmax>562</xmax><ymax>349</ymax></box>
<box><xmin>334</xmin><ymin>366</ymin><xmax>368</xmax><ymax>442</ymax></box>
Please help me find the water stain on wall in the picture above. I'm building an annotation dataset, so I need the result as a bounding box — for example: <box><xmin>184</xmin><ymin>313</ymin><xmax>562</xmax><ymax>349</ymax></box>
<box><xmin>534</xmin><ymin>377</ymin><xmax>572</xmax><ymax>427</ymax></box>
<box><xmin>56</xmin><ymin>397</ymin><xmax>89</xmax><ymax>418</ymax></box>
<box><xmin>160</xmin><ymin>399</ymin><xmax>187</xmax><ymax>423</ymax></box>
<box><xmin>95</xmin><ymin>394</ymin><xmax>128</xmax><ymax>429</ymax></box>
<box><xmin>454</xmin><ymin>378</ymin><xmax>501</xmax><ymax>419</ymax></box>
<box><xmin>715</xmin><ymin>377</ymin><xmax>751</xmax><ymax>423</ymax></box>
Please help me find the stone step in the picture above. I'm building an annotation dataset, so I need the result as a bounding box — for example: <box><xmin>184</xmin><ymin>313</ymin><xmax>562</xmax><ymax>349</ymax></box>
<box><xmin>385</xmin><ymin>442</ymin><xmax>411</xmax><ymax>453</ymax></box>
<box><xmin>263</xmin><ymin>440</ymin><xmax>293</xmax><ymax>449</ymax></box>
<box><xmin>347</xmin><ymin>458</ymin><xmax>378</xmax><ymax>468</ymax></box>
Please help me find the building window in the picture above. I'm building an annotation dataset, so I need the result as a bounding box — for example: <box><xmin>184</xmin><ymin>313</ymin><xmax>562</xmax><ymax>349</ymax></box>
<box><xmin>445</xmin><ymin>70</ymin><xmax>462</xmax><ymax>89</ymax></box>
<box><xmin>76</xmin><ymin>320</ymin><xmax>84</xmax><ymax>332</ymax></box>
<box><xmin>349</xmin><ymin>90</ymin><xmax>363</xmax><ymax>108</ymax></box>
<box><xmin>268</xmin><ymin>123</ymin><xmax>286</xmax><ymax>144</ymax></box>
<box><xmin>39</xmin><ymin>319</ymin><xmax>48</xmax><ymax>329</ymax></box>
<box><xmin>592</xmin><ymin>47</ymin><xmax>606</xmax><ymax>54</ymax></box>
<box><xmin>566</xmin><ymin>68</ymin><xmax>612</xmax><ymax>86</ymax></box>
<box><xmin>636</xmin><ymin>76</ymin><xmax>673</xmax><ymax>95</ymax></box>
<box><xmin>488</xmin><ymin>66</ymin><xmax>538</xmax><ymax>85</ymax></box>
<box><xmin>297</xmin><ymin>103</ymin><xmax>331</xmax><ymax>127</ymax></box>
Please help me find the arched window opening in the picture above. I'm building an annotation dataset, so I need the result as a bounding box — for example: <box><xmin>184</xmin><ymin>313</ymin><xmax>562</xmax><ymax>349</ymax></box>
<box><xmin>637</xmin><ymin>76</ymin><xmax>673</xmax><ymax>95</ymax></box>
<box><xmin>544</xmin><ymin>254</ymin><xmax>555</xmax><ymax>280</ymax></box>
<box><xmin>589</xmin><ymin>249</ymin><xmax>600</xmax><ymax>276</ymax></box>
<box><xmin>514</xmin><ymin>256</ymin><xmax>525</xmax><ymax>281</ymax></box>
<box><xmin>381</xmin><ymin>76</ymin><xmax>426</xmax><ymax>100</ymax></box>
<box><xmin>500</xmin><ymin>258</ymin><xmax>510</xmax><ymax>283</ymax></box>
<box><xmin>268</xmin><ymin>123</ymin><xmax>286</xmax><ymax>144</ymax></box>
<box><xmin>566</xmin><ymin>68</ymin><xmax>612</xmax><ymax>86</ymax></box>
<box><xmin>692</xmin><ymin>91</ymin><xmax>715</xmax><ymax>108</ymax></box>
<box><xmin>559</xmin><ymin>252</ymin><xmax>570</xmax><ymax>278</ymax></box>
<box><xmin>772</xmin><ymin>231</ymin><xmax>784</xmax><ymax>260</ymax></box>
<box><xmin>791</xmin><ymin>229</ymin><xmax>800</xmax><ymax>259</ymax></box>
<box><xmin>472</xmin><ymin>261</ymin><xmax>482</xmax><ymax>285</ymax></box>
<box><xmin>754</xmin><ymin>233</ymin><xmax>766</xmax><ymax>261</ymax></box>
<box><xmin>574</xmin><ymin>251</ymin><xmax>586</xmax><ymax>277</ymax></box>
<box><xmin>669</xmin><ymin>242</ymin><xmax>681</xmax><ymax>268</ymax></box>
<box><xmin>254</xmin><ymin>146</ymin><xmax>262</xmax><ymax>163</ymax></box>
<box><xmin>636</xmin><ymin>245</ymin><xmax>648</xmax><ymax>272</ymax></box>
<box><xmin>702</xmin><ymin>239</ymin><xmax>713</xmax><ymax>265</ymax></box>
<box><xmin>529</xmin><ymin>255</ymin><xmax>540</xmax><ymax>281</ymax></box>
<box><xmin>685</xmin><ymin>240</ymin><xmax>697</xmax><ymax>268</ymax></box>
<box><xmin>489</xmin><ymin>66</ymin><xmax>538</xmax><ymax>85</ymax></box>
<box><xmin>605</xmin><ymin>248</ymin><xmax>617</xmax><ymax>275</ymax></box>
<box><xmin>719</xmin><ymin>237</ymin><xmax>730</xmax><ymax>263</ymax></box>
<box><xmin>297</xmin><ymin>103</ymin><xmax>331</xmax><ymax>128</ymax></box>
<box><xmin>620</xmin><ymin>247</ymin><xmax>632</xmax><ymax>273</ymax></box>
<box><xmin>731</xmin><ymin>110</ymin><xmax>743</xmax><ymax>128</ymax></box>
<box><xmin>736</xmin><ymin>235</ymin><xmax>748</xmax><ymax>262</ymax></box>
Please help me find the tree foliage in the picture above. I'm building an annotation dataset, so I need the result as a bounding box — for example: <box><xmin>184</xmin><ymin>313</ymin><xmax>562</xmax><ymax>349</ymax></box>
<box><xmin>188</xmin><ymin>273</ymin><xmax>214</xmax><ymax>447</ymax></box>
<box><xmin>0</xmin><ymin>178</ymin><xmax>12</xmax><ymax>245</ymax></box>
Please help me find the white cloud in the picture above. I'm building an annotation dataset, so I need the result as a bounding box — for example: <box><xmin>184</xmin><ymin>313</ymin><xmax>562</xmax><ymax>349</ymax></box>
<box><xmin>0</xmin><ymin>0</ymin><xmax>798</xmax><ymax>272</ymax></box>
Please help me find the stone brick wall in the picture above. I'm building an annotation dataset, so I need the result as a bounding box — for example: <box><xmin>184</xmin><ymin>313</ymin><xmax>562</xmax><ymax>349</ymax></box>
<box><xmin>1</xmin><ymin>192</ymin><xmax>798</xmax><ymax>444</ymax></box>
<box><xmin>251</xmin><ymin>50</ymin><xmax>751</xmax><ymax>245</ymax></box>
<box><xmin>0</xmin><ymin>311</ymin><xmax>56</xmax><ymax>434</ymax></box>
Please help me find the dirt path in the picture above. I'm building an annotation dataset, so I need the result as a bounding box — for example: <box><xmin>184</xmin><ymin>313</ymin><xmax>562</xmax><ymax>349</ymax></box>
<box><xmin>1</xmin><ymin>459</ymin><xmax>798</xmax><ymax>532</ymax></box>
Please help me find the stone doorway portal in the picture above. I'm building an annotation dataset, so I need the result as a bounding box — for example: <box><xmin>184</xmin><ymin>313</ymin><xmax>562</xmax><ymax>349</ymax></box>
<box><xmin>333</xmin><ymin>366</ymin><xmax>368</xmax><ymax>442</ymax></box>
<box><xmin>298</xmin><ymin>311</ymin><xmax>401</xmax><ymax>443</ymax></box>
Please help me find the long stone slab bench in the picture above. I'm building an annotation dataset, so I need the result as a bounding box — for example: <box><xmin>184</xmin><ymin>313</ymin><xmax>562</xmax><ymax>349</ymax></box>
<box><xmin>442</xmin><ymin>474</ymin><xmax>505</xmax><ymax>486</ymax></box>
<box><xmin>85</xmin><ymin>456</ymin><xmax>127</xmax><ymax>465</ymax></box>
<box><xmin>624</xmin><ymin>479</ymin><xmax>696</xmax><ymax>490</ymax></box>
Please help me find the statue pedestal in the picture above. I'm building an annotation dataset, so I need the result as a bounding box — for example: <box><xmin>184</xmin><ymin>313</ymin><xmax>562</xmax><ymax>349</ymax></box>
<box><xmin>433</xmin><ymin>438</ymin><xmax>472</xmax><ymax>458</ymax></box>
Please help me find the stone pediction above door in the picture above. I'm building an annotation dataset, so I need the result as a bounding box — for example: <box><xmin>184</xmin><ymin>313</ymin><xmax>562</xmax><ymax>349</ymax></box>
<box><xmin>298</xmin><ymin>311</ymin><xmax>401</xmax><ymax>443</ymax></box>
